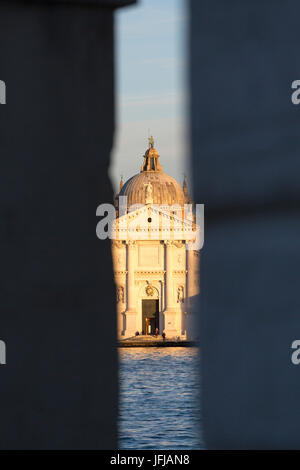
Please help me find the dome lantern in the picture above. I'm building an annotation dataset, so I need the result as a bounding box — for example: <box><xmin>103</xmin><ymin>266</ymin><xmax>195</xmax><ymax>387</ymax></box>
<box><xmin>118</xmin><ymin>139</ymin><xmax>185</xmax><ymax>209</ymax></box>
<box><xmin>140</xmin><ymin>136</ymin><xmax>163</xmax><ymax>173</ymax></box>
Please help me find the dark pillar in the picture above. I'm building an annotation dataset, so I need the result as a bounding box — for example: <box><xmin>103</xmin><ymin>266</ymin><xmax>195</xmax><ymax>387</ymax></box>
<box><xmin>190</xmin><ymin>0</ymin><xmax>300</xmax><ymax>449</ymax></box>
<box><xmin>0</xmin><ymin>0</ymin><xmax>135</xmax><ymax>449</ymax></box>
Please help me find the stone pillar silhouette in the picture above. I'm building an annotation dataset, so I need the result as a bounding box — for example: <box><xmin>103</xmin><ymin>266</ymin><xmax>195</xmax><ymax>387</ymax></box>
<box><xmin>0</xmin><ymin>0</ymin><xmax>135</xmax><ymax>450</ymax></box>
<box><xmin>190</xmin><ymin>0</ymin><xmax>300</xmax><ymax>449</ymax></box>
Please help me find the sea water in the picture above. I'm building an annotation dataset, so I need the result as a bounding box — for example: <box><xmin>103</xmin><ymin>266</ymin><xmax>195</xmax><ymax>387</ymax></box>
<box><xmin>119</xmin><ymin>347</ymin><xmax>203</xmax><ymax>450</ymax></box>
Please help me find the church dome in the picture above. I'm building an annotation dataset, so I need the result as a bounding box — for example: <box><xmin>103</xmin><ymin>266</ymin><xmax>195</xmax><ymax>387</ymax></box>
<box><xmin>118</xmin><ymin>138</ymin><xmax>185</xmax><ymax>208</ymax></box>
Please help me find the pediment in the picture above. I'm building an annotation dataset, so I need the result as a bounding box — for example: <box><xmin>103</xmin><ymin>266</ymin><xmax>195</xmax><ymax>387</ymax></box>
<box><xmin>112</xmin><ymin>204</ymin><xmax>199</xmax><ymax>242</ymax></box>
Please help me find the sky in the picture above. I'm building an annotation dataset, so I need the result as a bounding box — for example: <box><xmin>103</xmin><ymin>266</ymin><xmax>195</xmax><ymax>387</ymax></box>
<box><xmin>110</xmin><ymin>0</ymin><xmax>188</xmax><ymax>193</ymax></box>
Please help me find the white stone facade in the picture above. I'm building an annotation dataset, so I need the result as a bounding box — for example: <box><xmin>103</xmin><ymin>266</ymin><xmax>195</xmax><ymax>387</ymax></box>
<box><xmin>113</xmin><ymin>239</ymin><xmax>199</xmax><ymax>339</ymax></box>
<box><xmin>112</xmin><ymin>141</ymin><xmax>200</xmax><ymax>339</ymax></box>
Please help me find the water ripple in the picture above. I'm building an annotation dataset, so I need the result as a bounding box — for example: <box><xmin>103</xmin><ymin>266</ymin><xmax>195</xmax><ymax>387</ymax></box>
<box><xmin>119</xmin><ymin>347</ymin><xmax>203</xmax><ymax>450</ymax></box>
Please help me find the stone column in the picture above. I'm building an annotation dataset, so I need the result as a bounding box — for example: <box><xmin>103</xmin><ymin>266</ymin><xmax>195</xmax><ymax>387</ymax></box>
<box><xmin>187</xmin><ymin>248</ymin><xmax>194</xmax><ymax>308</ymax></box>
<box><xmin>164</xmin><ymin>241</ymin><xmax>177</xmax><ymax>337</ymax></box>
<box><xmin>125</xmin><ymin>241</ymin><xmax>137</xmax><ymax>336</ymax></box>
<box><xmin>186</xmin><ymin>247</ymin><xmax>198</xmax><ymax>340</ymax></box>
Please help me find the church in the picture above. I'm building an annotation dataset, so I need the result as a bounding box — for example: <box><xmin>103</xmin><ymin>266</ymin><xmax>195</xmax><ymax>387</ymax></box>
<box><xmin>112</xmin><ymin>138</ymin><xmax>200</xmax><ymax>339</ymax></box>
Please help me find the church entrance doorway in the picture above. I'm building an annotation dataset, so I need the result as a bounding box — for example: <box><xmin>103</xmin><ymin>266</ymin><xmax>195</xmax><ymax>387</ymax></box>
<box><xmin>142</xmin><ymin>299</ymin><xmax>159</xmax><ymax>335</ymax></box>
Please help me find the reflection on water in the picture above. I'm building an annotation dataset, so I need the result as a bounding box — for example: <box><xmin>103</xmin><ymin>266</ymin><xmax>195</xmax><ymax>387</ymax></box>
<box><xmin>119</xmin><ymin>347</ymin><xmax>203</xmax><ymax>450</ymax></box>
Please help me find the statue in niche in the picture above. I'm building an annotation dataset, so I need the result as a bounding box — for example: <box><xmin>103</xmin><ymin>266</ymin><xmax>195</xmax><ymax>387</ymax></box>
<box><xmin>116</xmin><ymin>285</ymin><xmax>124</xmax><ymax>303</ymax></box>
<box><xmin>177</xmin><ymin>285</ymin><xmax>184</xmax><ymax>303</ymax></box>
